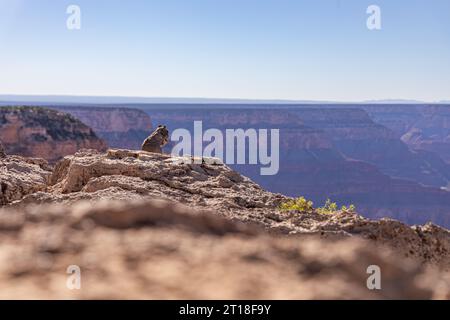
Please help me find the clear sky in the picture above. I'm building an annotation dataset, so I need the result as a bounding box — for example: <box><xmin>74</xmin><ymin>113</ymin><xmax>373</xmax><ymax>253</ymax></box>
<box><xmin>0</xmin><ymin>0</ymin><xmax>449</xmax><ymax>102</ymax></box>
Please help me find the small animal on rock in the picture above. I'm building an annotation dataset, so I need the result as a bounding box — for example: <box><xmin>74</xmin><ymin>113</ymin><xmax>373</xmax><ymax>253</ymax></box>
<box><xmin>141</xmin><ymin>125</ymin><xmax>169</xmax><ymax>154</ymax></box>
<box><xmin>0</xmin><ymin>141</ymin><xmax>6</xmax><ymax>158</ymax></box>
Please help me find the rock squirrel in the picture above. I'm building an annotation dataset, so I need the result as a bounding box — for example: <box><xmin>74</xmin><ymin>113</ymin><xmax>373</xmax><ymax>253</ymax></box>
<box><xmin>0</xmin><ymin>141</ymin><xmax>6</xmax><ymax>158</ymax></box>
<box><xmin>141</xmin><ymin>125</ymin><xmax>169</xmax><ymax>154</ymax></box>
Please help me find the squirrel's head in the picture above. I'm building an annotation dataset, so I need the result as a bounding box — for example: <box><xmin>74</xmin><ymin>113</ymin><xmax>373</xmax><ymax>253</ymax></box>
<box><xmin>155</xmin><ymin>125</ymin><xmax>169</xmax><ymax>146</ymax></box>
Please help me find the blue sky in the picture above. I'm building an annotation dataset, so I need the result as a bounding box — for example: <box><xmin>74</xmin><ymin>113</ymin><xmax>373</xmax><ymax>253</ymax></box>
<box><xmin>0</xmin><ymin>0</ymin><xmax>449</xmax><ymax>101</ymax></box>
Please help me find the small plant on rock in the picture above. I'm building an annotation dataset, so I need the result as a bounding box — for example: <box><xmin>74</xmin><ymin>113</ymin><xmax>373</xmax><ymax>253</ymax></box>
<box><xmin>317</xmin><ymin>199</ymin><xmax>338</xmax><ymax>215</ymax></box>
<box><xmin>341</xmin><ymin>204</ymin><xmax>356</xmax><ymax>212</ymax></box>
<box><xmin>279</xmin><ymin>197</ymin><xmax>314</xmax><ymax>212</ymax></box>
<box><xmin>280</xmin><ymin>197</ymin><xmax>356</xmax><ymax>215</ymax></box>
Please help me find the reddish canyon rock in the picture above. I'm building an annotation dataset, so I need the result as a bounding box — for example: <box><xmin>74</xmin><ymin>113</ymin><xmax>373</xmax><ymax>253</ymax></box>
<box><xmin>0</xmin><ymin>106</ymin><xmax>107</xmax><ymax>163</ymax></box>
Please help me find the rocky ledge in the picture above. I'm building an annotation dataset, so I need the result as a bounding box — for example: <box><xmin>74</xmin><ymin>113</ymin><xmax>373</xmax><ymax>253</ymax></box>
<box><xmin>0</xmin><ymin>149</ymin><xmax>449</xmax><ymax>299</ymax></box>
<box><xmin>0</xmin><ymin>154</ymin><xmax>52</xmax><ymax>205</ymax></box>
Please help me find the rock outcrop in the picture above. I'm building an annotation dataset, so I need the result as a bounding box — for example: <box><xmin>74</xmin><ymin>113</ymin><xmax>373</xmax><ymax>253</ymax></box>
<box><xmin>0</xmin><ymin>106</ymin><xmax>107</xmax><ymax>163</ymax></box>
<box><xmin>0</xmin><ymin>155</ymin><xmax>52</xmax><ymax>205</ymax></box>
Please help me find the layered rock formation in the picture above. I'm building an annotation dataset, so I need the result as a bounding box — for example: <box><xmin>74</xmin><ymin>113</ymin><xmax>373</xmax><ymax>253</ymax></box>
<box><xmin>289</xmin><ymin>107</ymin><xmax>450</xmax><ymax>189</ymax></box>
<box><xmin>0</xmin><ymin>149</ymin><xmax>449</xmax><ymax>299</ymax></box>
<box><xmin>142</xmin><ymin>107</ymin><xmax>450</xmax><ymax>227</ymax></box>
<box><xmin>51</xmin><ymin>106</ymin><xmax>153</xmax><ymax>150</ymax></box>
<box><xmin>0</xmin><ymin>106</ymin><xmax>107</xmax><ymax>162</ymax></box>
<box><xmin>362</xmin><ymin>104</ymin><xmax>450</xmax><ymax>164</ymax></box>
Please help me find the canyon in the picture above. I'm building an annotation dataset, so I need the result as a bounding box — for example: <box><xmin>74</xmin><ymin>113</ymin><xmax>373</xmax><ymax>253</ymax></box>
<box><xmin>362</xmin><ymin>105</ymin><xmax>450</xmax><ymax>165</ymax></box>
<box><xmin>140</xmin><ymin>105</ymin><xmax>450</xmax><ymax>228</ymax></box>
<box><xmin>2</xmin><ymin>104</ymin><xmax>450</xmax><ymax>228</ymax></box>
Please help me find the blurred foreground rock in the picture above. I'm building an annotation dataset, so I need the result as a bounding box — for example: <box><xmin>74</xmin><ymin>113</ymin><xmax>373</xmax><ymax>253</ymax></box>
<box><xmin>0</xmin><ymin>198</ymin><xmax>448</xmax><ymax>299</ymax></box>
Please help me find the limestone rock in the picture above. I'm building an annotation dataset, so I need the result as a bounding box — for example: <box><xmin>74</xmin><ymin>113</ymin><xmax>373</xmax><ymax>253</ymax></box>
<box><xmin>0</xmin><ymin>155</ymin><xmax>52</xmax><ymax>205</ymax></box>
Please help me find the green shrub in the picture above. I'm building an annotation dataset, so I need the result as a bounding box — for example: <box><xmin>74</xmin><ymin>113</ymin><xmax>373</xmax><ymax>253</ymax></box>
<box><xmin>280</xmin><ymin>197</ymin><xmax>356</xmax><ymax>215</ymax></box>
<box><xmin>279</xmin><ymin>196</ymin><xmax>314</xmax><ymax>212</ymax></box>
<box><xmin>341</xmin><ymin>204</ymin><xmax>356</xmax><ymax>212</ymax></box>
<box><xmin>318</xmin><ymin>199</ymin><xmax>357</xmax><ymax>215</ymax></box>
<box><xmin>317</xmin><ymin>199</ymin><xmax>338</xmax><ymax>215</ymax></box>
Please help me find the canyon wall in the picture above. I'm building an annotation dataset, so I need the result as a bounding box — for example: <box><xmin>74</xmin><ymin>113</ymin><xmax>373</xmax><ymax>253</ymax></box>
<box><xmin>0</xmin><ymin>106</ymin><xmax>107</xmax><ymax>163</ymax></box>
<box><xmin>51</xmin><ymin>106</ymin><xmax>153</xmax><ymax>150</ymax></box>
<box><xmin>362</xmin><ymin>105</ymin><xmax>450</xmax><ymax>164</ymax></box>
<box><xmin>288</xmin><ymin>107</ymin><xmax>450</xmax><ymax>189</ymax></box>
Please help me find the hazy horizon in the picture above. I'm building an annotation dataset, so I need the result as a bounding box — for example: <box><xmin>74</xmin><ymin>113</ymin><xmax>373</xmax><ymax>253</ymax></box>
<box><xmin>0</xmin><ymin>94</ymin><xmax>449</xmax><ymax>105</ymax></box>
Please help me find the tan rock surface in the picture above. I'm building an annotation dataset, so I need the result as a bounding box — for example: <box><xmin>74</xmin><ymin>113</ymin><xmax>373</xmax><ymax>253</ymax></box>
<box><xmin>0</xmin><ymin>199</ymin><xmax>448</xmax><ymax>299</ymax></box>
<box><xmin>0</xmin><ymin>155</ymin><xmax>52</xmax><ymax>205</ymax></box>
